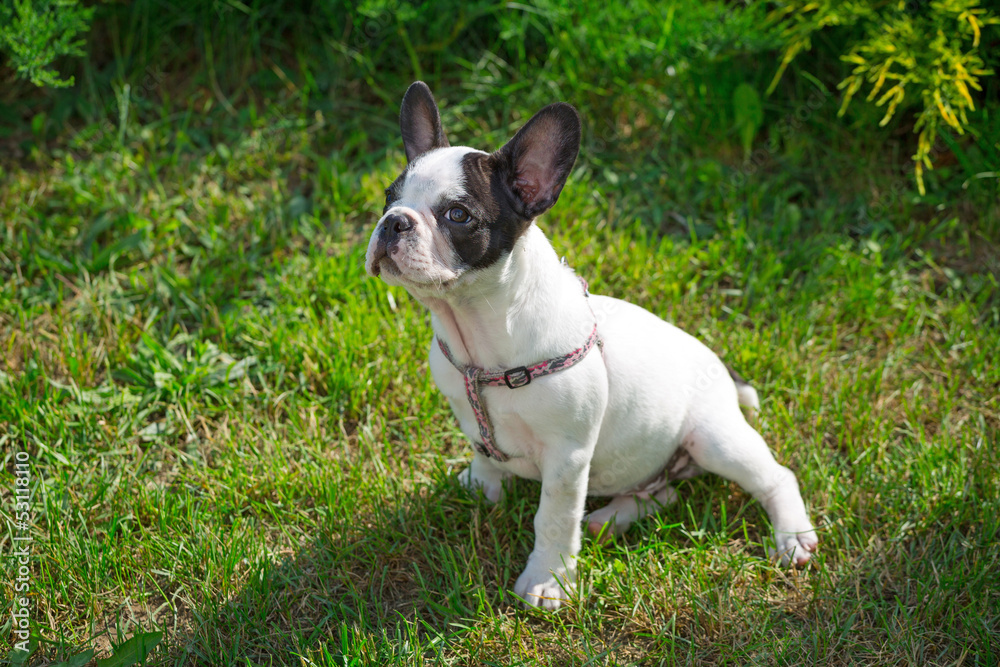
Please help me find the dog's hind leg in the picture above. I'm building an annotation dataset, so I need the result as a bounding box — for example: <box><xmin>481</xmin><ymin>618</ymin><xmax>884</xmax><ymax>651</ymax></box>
<box><xmin>585</xmin><ymin>483</ymin><xmax>678</xmax><ymax>542</ymax></box>
<box><xmin>683</xmin><ymin>410</ymin><xmax>818</xmax><ymax>565</ymax></box>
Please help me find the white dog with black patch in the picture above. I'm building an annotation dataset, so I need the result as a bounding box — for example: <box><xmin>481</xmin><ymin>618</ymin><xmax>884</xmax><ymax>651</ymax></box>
<box><xmin>365</xmin><ymin>82</ymin><xmax>818</xmax><ymax>610</ymax></box>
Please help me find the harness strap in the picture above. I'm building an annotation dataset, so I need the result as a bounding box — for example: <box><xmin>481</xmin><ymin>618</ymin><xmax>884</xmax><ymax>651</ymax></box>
<box><xmin>437</xmin><ymin>277</ymin><xmax>603</xmax><ymax>462</ymax></box>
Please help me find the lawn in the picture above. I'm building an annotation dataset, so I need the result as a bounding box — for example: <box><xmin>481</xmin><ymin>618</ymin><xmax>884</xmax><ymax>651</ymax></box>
<box><xmin>1</xmin><ymin>2</ymin><xmax>999</xmax><ymax>665</ymax></box>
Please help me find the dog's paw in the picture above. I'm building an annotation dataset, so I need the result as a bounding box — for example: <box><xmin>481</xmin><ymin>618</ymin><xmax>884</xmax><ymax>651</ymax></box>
<box><xmin>584</xmin><ymin>487</ymin><xmax>678</xmax><ymax>544</ymax></box>
<box><xmin>513</xmin><ymin>559</ymin><xmax>575</xmax><ymax>610</ymax></box>
<box><xmin>584</xmin><ymin>508</ymin><xmax>627</xmax><ymax>544</ymax></box>
<box><xmin>586</xmin><ymin>518</ymin><xmax>619</xmax><ymax>544</ymax></box>
<box><xmin>769</xmin><ymin>527</ymin><xmax>819</xmax><ymax>567</ymax></box>
<box><xmin>457</xmin><ymin>465</ymin><xmax>503</xmax><ymax>504</ymax></box>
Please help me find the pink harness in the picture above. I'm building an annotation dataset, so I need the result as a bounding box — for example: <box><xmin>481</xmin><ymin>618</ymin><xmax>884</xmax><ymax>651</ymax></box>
<box><xmin>436</xmin><ymin>279</ymin><xmax>603</xmax><ymax>462</ymax></box>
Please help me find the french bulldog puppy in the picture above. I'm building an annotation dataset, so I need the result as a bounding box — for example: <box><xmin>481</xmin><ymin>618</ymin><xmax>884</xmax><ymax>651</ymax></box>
<box><xmin>365</xmin><ymin>81</ymin><xmax>818</xmax><ymax>610</ymax></box>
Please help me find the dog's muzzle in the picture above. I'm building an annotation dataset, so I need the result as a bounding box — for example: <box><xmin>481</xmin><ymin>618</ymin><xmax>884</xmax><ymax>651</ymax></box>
<box><xmin>370</xmin><ymin>212</ymin><xmax>415</xmax><ymax>277</ymax></box>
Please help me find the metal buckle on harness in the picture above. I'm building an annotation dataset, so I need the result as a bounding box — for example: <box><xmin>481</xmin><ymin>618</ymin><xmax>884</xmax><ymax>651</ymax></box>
<box><xmin>503</xmin><ymin>366</ymin><xmax>532</xmax><ymax>389</ymax></box>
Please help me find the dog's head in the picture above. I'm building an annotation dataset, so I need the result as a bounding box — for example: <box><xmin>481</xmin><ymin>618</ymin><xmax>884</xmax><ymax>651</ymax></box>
<box><xmin>365</xmin><ymin>81</ymin><xmax>580</xmax><ymax>290</ymax></box>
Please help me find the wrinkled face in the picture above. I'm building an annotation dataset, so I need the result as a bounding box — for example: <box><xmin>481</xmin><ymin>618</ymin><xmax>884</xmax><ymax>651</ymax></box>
<box><xmin>365</xmin><ymin>81</ymin><xmax>582</xmax><ymax>292</ymax></box>
<box><xmin>365</xmin><ymin>146</ymin><xmax>530</xmax><ymax>288</ymax></box>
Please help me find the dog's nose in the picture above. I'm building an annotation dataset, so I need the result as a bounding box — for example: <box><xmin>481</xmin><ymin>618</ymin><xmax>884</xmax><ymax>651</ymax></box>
<box><xmin>382</xmin><ymin>213</ymin><xmax>414</xmax><ymax>242</ymax></box>
<box><xmin>392</xmin><ymin>214</ymin><xmax>413</xmax><ymax>234</ymax></box>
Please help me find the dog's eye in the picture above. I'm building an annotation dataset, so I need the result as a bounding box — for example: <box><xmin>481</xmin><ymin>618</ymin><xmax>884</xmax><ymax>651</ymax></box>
<box><xmin>446</xmin><ymin>207</ymin><xmax>471</xmax><ymax>223</ymax></box>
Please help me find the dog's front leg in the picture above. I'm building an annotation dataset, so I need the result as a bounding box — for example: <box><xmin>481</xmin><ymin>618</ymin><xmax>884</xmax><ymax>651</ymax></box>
<box><xmin>458</xmin><ymin>452</ymin><xmax>511</xmax><ymax>504</ymax></box>
<box><xmin>514</xmin><ymin>447</ymin><xmax>591</xmax><ymax>610</ymax></box>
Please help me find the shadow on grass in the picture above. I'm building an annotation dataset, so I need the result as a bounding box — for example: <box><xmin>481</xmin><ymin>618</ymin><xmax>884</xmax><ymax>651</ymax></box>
<box><xmin>164</xmin><ymin>473</ymin><xmax>537</xmax><ymax>664</ymax></box>
<box><xmin>158</xmin><ymin>466</ymin><xmax>773</xmax><ymax>664</ymax></box>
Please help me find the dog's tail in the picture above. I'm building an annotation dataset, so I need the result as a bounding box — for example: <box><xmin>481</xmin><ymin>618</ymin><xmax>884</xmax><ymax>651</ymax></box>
<box><xmin>726</xmin><ymin>364</ymin><xmax>760</xmax><ymax>421</ymax></box>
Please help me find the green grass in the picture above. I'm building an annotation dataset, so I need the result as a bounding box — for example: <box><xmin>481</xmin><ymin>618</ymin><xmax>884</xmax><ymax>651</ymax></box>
<box><xmin>2</xmin><ymin>3</ymin><xmax>1000</xmax><ymax>665</ymax></box>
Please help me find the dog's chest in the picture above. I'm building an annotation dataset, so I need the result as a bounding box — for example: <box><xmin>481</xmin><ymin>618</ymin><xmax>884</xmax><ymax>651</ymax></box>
<box><xmin>429</xmin><ymin>347</ymin><xmax>551</xmax><ymax>477</ymax></box>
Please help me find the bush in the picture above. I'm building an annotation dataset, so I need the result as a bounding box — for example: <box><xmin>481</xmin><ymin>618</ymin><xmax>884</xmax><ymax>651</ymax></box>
<box><xmin>0</xmin><ymin>0</ymin><xmax>94</xmax><ymax>87</ymax></box>
<box><xmin>3</xmin><ymin>0</ymin><xmax>995</xmax><ymax>198</ymax></box>
<box><xmin>767</xmin><ymin>0</ymin><xmax>1000</xmax><ymax>194</ymax></box>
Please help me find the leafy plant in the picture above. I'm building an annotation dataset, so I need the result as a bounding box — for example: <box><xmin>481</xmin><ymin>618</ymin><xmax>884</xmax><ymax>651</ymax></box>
<box><xmin>96</xmin><ymin>632</ymin><xmax>162</xmax><ymax>667</ymax></box>
<box><xmin>767</xmin><ymin>0</ymin><xmax>999</xmax><ymax>194</ymax></box>
<box><xmin>0</xmin><ymin>0</ymin><xmax>94</xmax><ymax>87</ymax></box>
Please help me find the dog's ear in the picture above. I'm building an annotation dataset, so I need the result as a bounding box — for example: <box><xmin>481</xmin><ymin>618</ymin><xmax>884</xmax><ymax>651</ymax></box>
<box><xmin>493</xmin><ymin>103</ymin><xmax>581</xmax><ymax>220</ymax></box>
<box><xmin>400</xmin><ymin>81</ymin><xmax>449</xmax><ymax>163</ymax></box>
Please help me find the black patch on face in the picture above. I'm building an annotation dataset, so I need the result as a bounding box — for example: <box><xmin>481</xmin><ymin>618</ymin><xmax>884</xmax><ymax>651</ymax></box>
<box><xmin>380</xmin><ymin>151</ymin><xmax>535</xmax><ymax>273</ymax></box>
<box><xmin>381</xmin><ymin>84</ymin><xmax>582</xmax><ymax>281</ymax></box>
<box><xmin>383</xmin><ymin>170</ymin><xmax>407</xmax><ymax>214</ymax></box>
<box><xmin>435</xmin><ymin>151</ymin><xmax>534</xmax><ymax>271</ymax></box>
<box><xmin>431</xmin><ymin>103</ymin><xmax>580</xmax><ymax>271</ymax></box>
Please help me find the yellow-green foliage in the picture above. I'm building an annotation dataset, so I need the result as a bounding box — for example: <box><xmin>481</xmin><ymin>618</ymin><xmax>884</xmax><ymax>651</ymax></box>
<box><xmin>768</xmin><ymin>0</ymin><xmax>998</xmax><ymax>194</ymax></box>
<box><xmin>0</xmin><ymin>0</ymin><xmax>94</xmax><ymax>88</ymax></box>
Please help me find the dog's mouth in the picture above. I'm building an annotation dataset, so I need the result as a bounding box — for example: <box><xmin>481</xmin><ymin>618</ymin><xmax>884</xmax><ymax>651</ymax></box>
<box><xmin>368</xmin><ymin>239</ymin><xmax>400</xmax><ymax>279</ymax></box>
<box><xmin>367</xmin><ymin>236</ymin><xmax>461</xmax><ymax>290</ymax></box>
<box><xmin>375</xmin><ymin>254</ymin><xmax>401</xmax><ymax>278</ymax></box>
